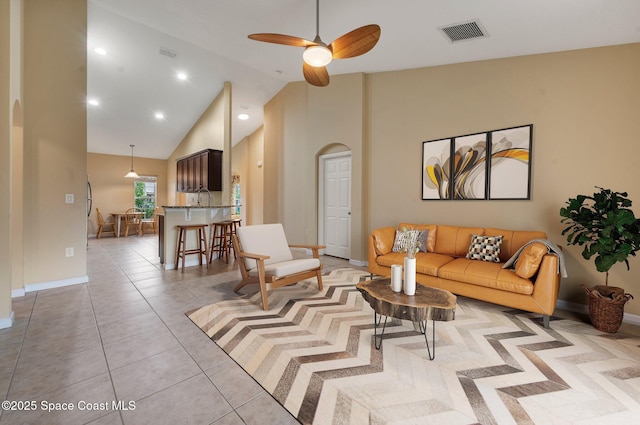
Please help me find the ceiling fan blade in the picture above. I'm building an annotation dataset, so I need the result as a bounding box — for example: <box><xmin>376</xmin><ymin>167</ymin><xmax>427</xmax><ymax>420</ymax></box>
<box><xmin>329</xmin><ymin>24</ymin><xmax>381</xmax><ymax>59</ymax></box>
<box><xmin>248</xmin><ymin>33</ymin><xmax>316</xmax><ymax>47</ymax></box>
<box><xmin>303</xmin><ymin>62</ymin><xmax>330</xmax><ymax>87</ymax></box>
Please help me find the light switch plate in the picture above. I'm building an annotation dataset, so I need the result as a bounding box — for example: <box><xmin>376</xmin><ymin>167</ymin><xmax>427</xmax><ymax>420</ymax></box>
<box><xmin>65</xmin><ymin>194</ymin><xmax>74</xmax><ymax>204</ymax></box>
<box><xmin>65</xmin><ymin>247</ymin><xmax>74</xmax><ymax>257</ymax></box>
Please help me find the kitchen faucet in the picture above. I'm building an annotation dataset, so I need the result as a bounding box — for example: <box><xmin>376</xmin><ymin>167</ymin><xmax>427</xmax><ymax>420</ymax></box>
<box><xmin>196</xmin><ymin>186</ymin><xmax>211</xmax><ymax>207</ymax></box>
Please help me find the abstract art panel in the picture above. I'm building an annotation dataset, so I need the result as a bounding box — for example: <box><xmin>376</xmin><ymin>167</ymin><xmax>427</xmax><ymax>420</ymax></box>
<box><xmin>488</xmin><ymin>125</ymin><xmax>532</xmax><ymax>199</ymax></box>
<box><xmin>422</xmin><ymin>138</ymin><xmax>452</xmax><ymax>200</ymax></box>
<box><xmin>452</xmin><ymin>133</ymin><xmax>488</xmax><ymax>200</ymax></box>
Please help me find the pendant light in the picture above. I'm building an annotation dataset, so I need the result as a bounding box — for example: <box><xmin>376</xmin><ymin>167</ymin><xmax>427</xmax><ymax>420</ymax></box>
<box><xmin>124</xmin><ymin>144</ymin><xmax>139</xmax><ymax>178</ymax></box>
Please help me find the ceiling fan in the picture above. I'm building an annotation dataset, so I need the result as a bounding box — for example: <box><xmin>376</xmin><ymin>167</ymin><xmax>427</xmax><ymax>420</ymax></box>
<box><xmin>248</xmin><ymin>0</ymin><xmax>381</xmax><ymax>87</ymax></box>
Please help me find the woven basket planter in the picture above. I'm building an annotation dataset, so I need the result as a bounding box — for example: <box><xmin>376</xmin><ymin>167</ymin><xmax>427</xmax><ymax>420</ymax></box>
<box><xmin>582</xmin><ymin>284</ymin><xmax>633</xmax><ymax>333</ymax></box>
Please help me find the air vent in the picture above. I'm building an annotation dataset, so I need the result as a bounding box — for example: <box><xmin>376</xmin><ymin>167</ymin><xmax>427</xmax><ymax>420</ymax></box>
<box><xmin>159</xmin><ymin>47</ymin><xmax>177</xmax><ymax>58</ymax></box>
<box><xmin>439</xmin><ymin>20</ymin><xmax>488</xmax><ymax>43</ymax></box>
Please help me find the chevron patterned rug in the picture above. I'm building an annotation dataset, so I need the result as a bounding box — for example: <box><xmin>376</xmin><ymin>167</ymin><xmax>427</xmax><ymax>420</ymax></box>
<box><xmin>187</xmin><ymin>268</ymin><xmax>640</xmax><ymax>425</ymax></box>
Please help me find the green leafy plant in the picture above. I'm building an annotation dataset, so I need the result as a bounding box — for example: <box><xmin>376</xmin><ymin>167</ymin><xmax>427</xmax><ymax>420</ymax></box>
<box><xmin>560</xmin><ymin>187</ymin><xmax>640</xmax><ymax>285</ymax></box>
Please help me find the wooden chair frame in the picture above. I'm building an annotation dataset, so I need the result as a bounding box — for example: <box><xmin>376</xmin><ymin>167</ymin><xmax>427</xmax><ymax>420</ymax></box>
<box><xmin>123</xmin><ymin>207</ymin><xmax>143</xmax><ymax>237</ymax></box>
<box><xmin>141</xmin><ymin>207</ymin><xmax>159</xmax><ymax>234</ymax></box>
<box><xmin>232</xmin><ymin>233</ymin><xmax>325</xmax><ymax>310</ymax></box>
<box><xmin>96</xmin><ymin>208</ymin><xmax>116</xmax><ymax>239</ymax></box>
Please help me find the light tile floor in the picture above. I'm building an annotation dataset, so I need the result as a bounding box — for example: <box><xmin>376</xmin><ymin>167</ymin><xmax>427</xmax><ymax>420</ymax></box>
<box><xmin>0</xmin><ymin>234</ymin><xmax>360</xmax><ymax>425</ymax></box>
<box><xmin>2</xmin><ymin>235</ymin><xmax>638</xmax><ymax>425</ymax></box>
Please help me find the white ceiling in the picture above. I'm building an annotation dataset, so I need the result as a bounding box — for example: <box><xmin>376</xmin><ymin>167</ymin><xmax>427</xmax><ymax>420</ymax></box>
<box><xmin>87</xmin><ymin>0</ymin><xmax>640</xmax><ymax>160</ymax></box>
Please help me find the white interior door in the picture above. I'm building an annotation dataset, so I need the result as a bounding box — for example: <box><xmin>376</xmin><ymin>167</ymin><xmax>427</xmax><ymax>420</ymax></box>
<box><xmin>322</xmin><ymin>153</ymin><xmax>351</xmax><ymax>259</ymax></box>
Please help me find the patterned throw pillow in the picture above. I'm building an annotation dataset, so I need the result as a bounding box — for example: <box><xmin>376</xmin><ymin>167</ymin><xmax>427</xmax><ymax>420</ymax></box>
<box><xmin>392</xmin><ymin>230</ymin><xmax>420</xmax><ymax>253</ymax></box>
<box><xmin>466</xmin><ymin>234</ymin><xmax>503</xmax><ymax>262</ymax></box>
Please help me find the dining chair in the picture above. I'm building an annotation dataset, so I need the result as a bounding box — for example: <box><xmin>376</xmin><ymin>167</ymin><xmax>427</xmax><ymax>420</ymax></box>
<box><xmin>141</xmin><ymin>207</ymin><xmax>159</xmax><ymax>234</ymax></box>
<box><xmin>123</xmin><ymin>207</ymin><xmax>143</xmax><ymax>237</ymax></box>
<box><xmin>96</xmin><ymin>208</ymin><xmax>117</xmax><ymax>239</ymax></box>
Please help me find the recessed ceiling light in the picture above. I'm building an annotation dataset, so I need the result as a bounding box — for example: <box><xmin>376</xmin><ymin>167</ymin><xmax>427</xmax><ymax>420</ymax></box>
<box><xmin>155</xmin><ymin>112</ymin><xmax>165</xmax><ymax>120</ymax></box>
<box><xmin>238</xmin><ymin>113</ymin><xmax>250</xmax><ymax>120</ymax></box>
<box><xmin>176</xmin><ymin>72</ymin><xmax>188</xmax><ymax>81</ymax></box>
<box><xmin>94</xmin><ymin>47</ymin><xmax>107</xmax><ymax>55</ymax></box>
<box><xmin>87</xmin><ymin>98</ymin><xmax>100</xmax><ymax>106</ymax></box>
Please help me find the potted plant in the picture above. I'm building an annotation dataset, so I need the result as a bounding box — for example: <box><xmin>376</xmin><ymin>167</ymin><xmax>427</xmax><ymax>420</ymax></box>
<box><xmin>560</xmin><ymin>187</ymin><xmax>639</xmax><ymax>332</ymax></box>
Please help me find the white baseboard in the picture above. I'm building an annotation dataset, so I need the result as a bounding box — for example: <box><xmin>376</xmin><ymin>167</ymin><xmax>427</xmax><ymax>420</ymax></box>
<box><xmin>24</xmin><ymin>275</ymin><xmax>89</xmax><ymax>293</ymax></box>
<box><xmin>349</xmin><ymin>259</ymin><xmax>367</xmax><ymax>267</ymax></box>
<box><xmin>556</xmin><ymin>298</ymin><xmax>640</xmax><ymax>326</ymax></box>
<box><xmin>12</xmin><ymin>288</ymin><xmax>26</xmax><ymax>298</ymax></box>
<box><xmin>0</xmin><ymin>311</ymin><xmax>15</xmax><ymax>329</ymax></box>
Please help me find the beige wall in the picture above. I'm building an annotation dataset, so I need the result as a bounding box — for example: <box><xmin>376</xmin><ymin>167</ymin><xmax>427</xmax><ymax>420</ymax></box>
<box><xmin>1</xmin><ymin>0</ymin><xmax>13</xmax><ymax>324</ymax></box>
<box><xmin>262</xmin><ymin>75</ymin><xmax>367</xmax><ymax>246</ymax></box>
<box><xmin>21</xmin><ymin>0</ymin><xmax>88</xmax><ymax>289</ymax></box>
<box><xmin>232</xmin><ymin>126</ymin><xmax>264</xmax><ymax>225</ymax></box>
<box><xmin>87</xmin><ymin>152</ymin><xmax>168</xmax><ymax>235</ymax></box>
<box><xmin>166</xmin><ymin>82</ymin><xmax>232</xmax><ymax>207</ymax></box>
<box><xmin>262</xmin><ymin>43</ymin><xmax>640</xmax><ymax>316</ymax></box>
<box><xmin>367</xmin><ymin>44</ymin><xmax>640</xmax><ymax>313</ymax></box>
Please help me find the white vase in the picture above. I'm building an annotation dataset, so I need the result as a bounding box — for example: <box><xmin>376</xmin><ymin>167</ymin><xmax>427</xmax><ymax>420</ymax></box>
<box><xmin>403</xmin><ymin>257</ymin><xmax>416</xmax><ymax>296</ymax></box>
<box><xmin>390</xmin><ymin>264</ymin><xmax>403</xmax><ymax>292</ymax></box>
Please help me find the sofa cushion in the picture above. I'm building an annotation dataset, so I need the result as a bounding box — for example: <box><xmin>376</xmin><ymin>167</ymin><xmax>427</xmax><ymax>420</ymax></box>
<box><xmin>398</xmin><ymin>223</ymin><xmax>436</xmax><ymax>252</ymax></box>
<box><xmin>371</xmin><ymin>227</ymin><xmax>396</xmax><ymax>256</ymax></box>
<box><xmin>484</xmin><ymin>228</ymin><xmax>548</xmax><ymax>263</ymax></box>
<box><xmin>435</xmin><ymin>225</ymin><xmax>484</xmax><ymax>257</ymax></box>
<box><xmin>438</xmin><ymin>258</ymin><xmax>534</xmax><ymax>295</ymax></box>
<box><xmin>514</xmin><ymin>242</ymin><xmax>548</xmax><ymax>278</ymax></box>
<box><xmin>466</xmin><ymin>234</ymin><xmax>503</xmax><ymax>262</ymax></box>
<box><xmin>377</xmin><ymin>252</ymin><xmax>455</xmax><ymax>277</ymax></box>
<box><xmin>248</xmin><ymin>258</ymin><xmax>320</xmax><ymax>278</ymax></box>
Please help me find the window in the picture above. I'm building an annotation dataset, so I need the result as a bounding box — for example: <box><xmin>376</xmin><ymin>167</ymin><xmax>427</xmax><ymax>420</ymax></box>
<box><xmin>232</xmin><ymin>174</ymin><xmax>241</xmax><ymax>215</ymax></box>
<box><xmin>134</xmin><ymin>176</ymin><xmax>157</xmax><ymax>219</ymax></box>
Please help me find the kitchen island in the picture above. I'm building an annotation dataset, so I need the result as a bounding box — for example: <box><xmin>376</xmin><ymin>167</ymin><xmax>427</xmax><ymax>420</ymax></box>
<box><xmin>159</xmin><ymin>206</ymin><xmax>234</xmax><ymax>269</ymax></box>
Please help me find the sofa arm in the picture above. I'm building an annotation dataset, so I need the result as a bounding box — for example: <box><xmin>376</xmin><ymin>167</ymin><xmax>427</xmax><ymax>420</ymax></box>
<box><xmin>530</xmin><ymin>253</ymin><xmax>562</xmax><ymax>315</ymax></box>
<box><xmin>368</xmin><ymin>227</ymin><xmax>396</xmax><ymax>274</ymax></box>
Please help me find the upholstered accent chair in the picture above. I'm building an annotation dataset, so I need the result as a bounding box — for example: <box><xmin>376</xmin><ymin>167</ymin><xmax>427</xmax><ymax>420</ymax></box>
<box><xmin>232</xmin><ymin>223</ymin><xmax>325</xmax><ymax>310</ymax></box>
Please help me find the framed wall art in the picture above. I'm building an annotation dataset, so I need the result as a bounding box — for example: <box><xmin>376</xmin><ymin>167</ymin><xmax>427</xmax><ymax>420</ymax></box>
<box><xmin>422</xmin><ymin>138</ymin><xmax>452</xmax><ymax>200</ymax></box>
<box><xmin>452</xmin><ymin>133</ymin><xmax>488</xmax><ymax>200</ymax></box>
<box><xmin>488</xmin><ymin>125</ymin><xmax>532</xmax><ymax>200</ymax></box>
<box><xmin>421</xmin><ymin>124</ymin><xmax>532</xmax><ymax>201</ymax></box>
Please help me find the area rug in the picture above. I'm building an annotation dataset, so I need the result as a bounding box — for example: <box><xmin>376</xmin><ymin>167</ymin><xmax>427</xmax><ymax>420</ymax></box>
<box><xmin>187</xmin><ymin>268</ymin><xmax>640</xmax><ymax>424</ymax></box>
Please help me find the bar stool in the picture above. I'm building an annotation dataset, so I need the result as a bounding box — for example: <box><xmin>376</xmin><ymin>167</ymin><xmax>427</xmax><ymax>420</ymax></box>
<box><xmin>209</xmin><ymin>221</ymin><xmax>234</xmax><ymax>263</ymax></box>
<box><xmin>175</xmin><ymin>224</ymin><xmax>209</xmax><ymax>271</ymax></box>
<box><xmin>227</xmin><ymin>218</ymin><xmax>242</xmax><ymax>261</ymax></box>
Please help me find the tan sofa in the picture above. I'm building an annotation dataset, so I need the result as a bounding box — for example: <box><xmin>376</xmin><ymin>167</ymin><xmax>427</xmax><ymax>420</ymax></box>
<box><xmin>368</xmin><ymin>223</ymin><xmax>562</xmax><ymax>327</ymax></box>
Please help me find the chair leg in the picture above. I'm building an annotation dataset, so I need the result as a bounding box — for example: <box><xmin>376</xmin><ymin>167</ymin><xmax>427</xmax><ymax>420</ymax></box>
<box><xmin>175</xmin><ymin>227</ymin><xmax>184</xmax><ymax>270</ymax></box>
<box><xmin>256</xmin><ymin>261</ymin><xmax>269</xmax><ymax>310</ymax></box>
<box><xmin>316</xmin><ymin>269</ymin><xmax>323</xmax><ymax>291</ymax></box>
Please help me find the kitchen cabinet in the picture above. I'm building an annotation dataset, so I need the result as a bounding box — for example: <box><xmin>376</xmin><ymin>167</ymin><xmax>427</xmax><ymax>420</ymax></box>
<box><xmin>176</xmin><ymin>149</ymin><xmax>222</xmax><ymax>192</ymax></box>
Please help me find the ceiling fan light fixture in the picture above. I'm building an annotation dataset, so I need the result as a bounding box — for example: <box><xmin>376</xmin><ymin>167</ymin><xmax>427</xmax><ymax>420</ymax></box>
<box><xmin>303</xmin><ymin>45</ymin><xmax>332</xmax><ymax>67</ymax></box>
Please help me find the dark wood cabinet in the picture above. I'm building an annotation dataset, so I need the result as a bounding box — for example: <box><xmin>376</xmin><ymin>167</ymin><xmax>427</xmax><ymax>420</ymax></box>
<box><xmin>176</xmin><ymin>149</ymin><xmax>222</xmax><ymax>192</ymax></box>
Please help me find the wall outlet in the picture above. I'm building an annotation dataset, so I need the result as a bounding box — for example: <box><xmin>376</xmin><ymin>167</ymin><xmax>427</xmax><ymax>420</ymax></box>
<box><xmin>65</xmin><ymin>194</ymin><xmax>74</xmax><ymax>204</ymax></box>
<box><xmin>65</xmin><ymin>247</ymin><xmax>74</xmax><ymax>257</ymax></box>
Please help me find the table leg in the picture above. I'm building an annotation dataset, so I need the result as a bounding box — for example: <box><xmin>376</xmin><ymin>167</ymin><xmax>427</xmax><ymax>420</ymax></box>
<box><xmin>418</xmin><ymin>320</ymin><xmax>436</xmax><ymax>360</ymax></box>
<box><xmin>373</xmin><ymin>311</ymin><xmax>388</xmax><ymax>350</ymax></box>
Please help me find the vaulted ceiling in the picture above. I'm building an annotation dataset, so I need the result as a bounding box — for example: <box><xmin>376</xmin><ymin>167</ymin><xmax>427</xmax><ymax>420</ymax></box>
<box><xmin>88</xmin><ymin>0</ymin><xmax>640</xmax><ymax>159</ymax></box>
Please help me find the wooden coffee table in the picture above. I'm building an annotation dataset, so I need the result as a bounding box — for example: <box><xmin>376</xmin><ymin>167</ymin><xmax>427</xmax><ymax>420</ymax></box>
<box><xmin>356</xmin><ymin>277</ymin><xmax>456</xmax><ymax>360</ymax></box>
